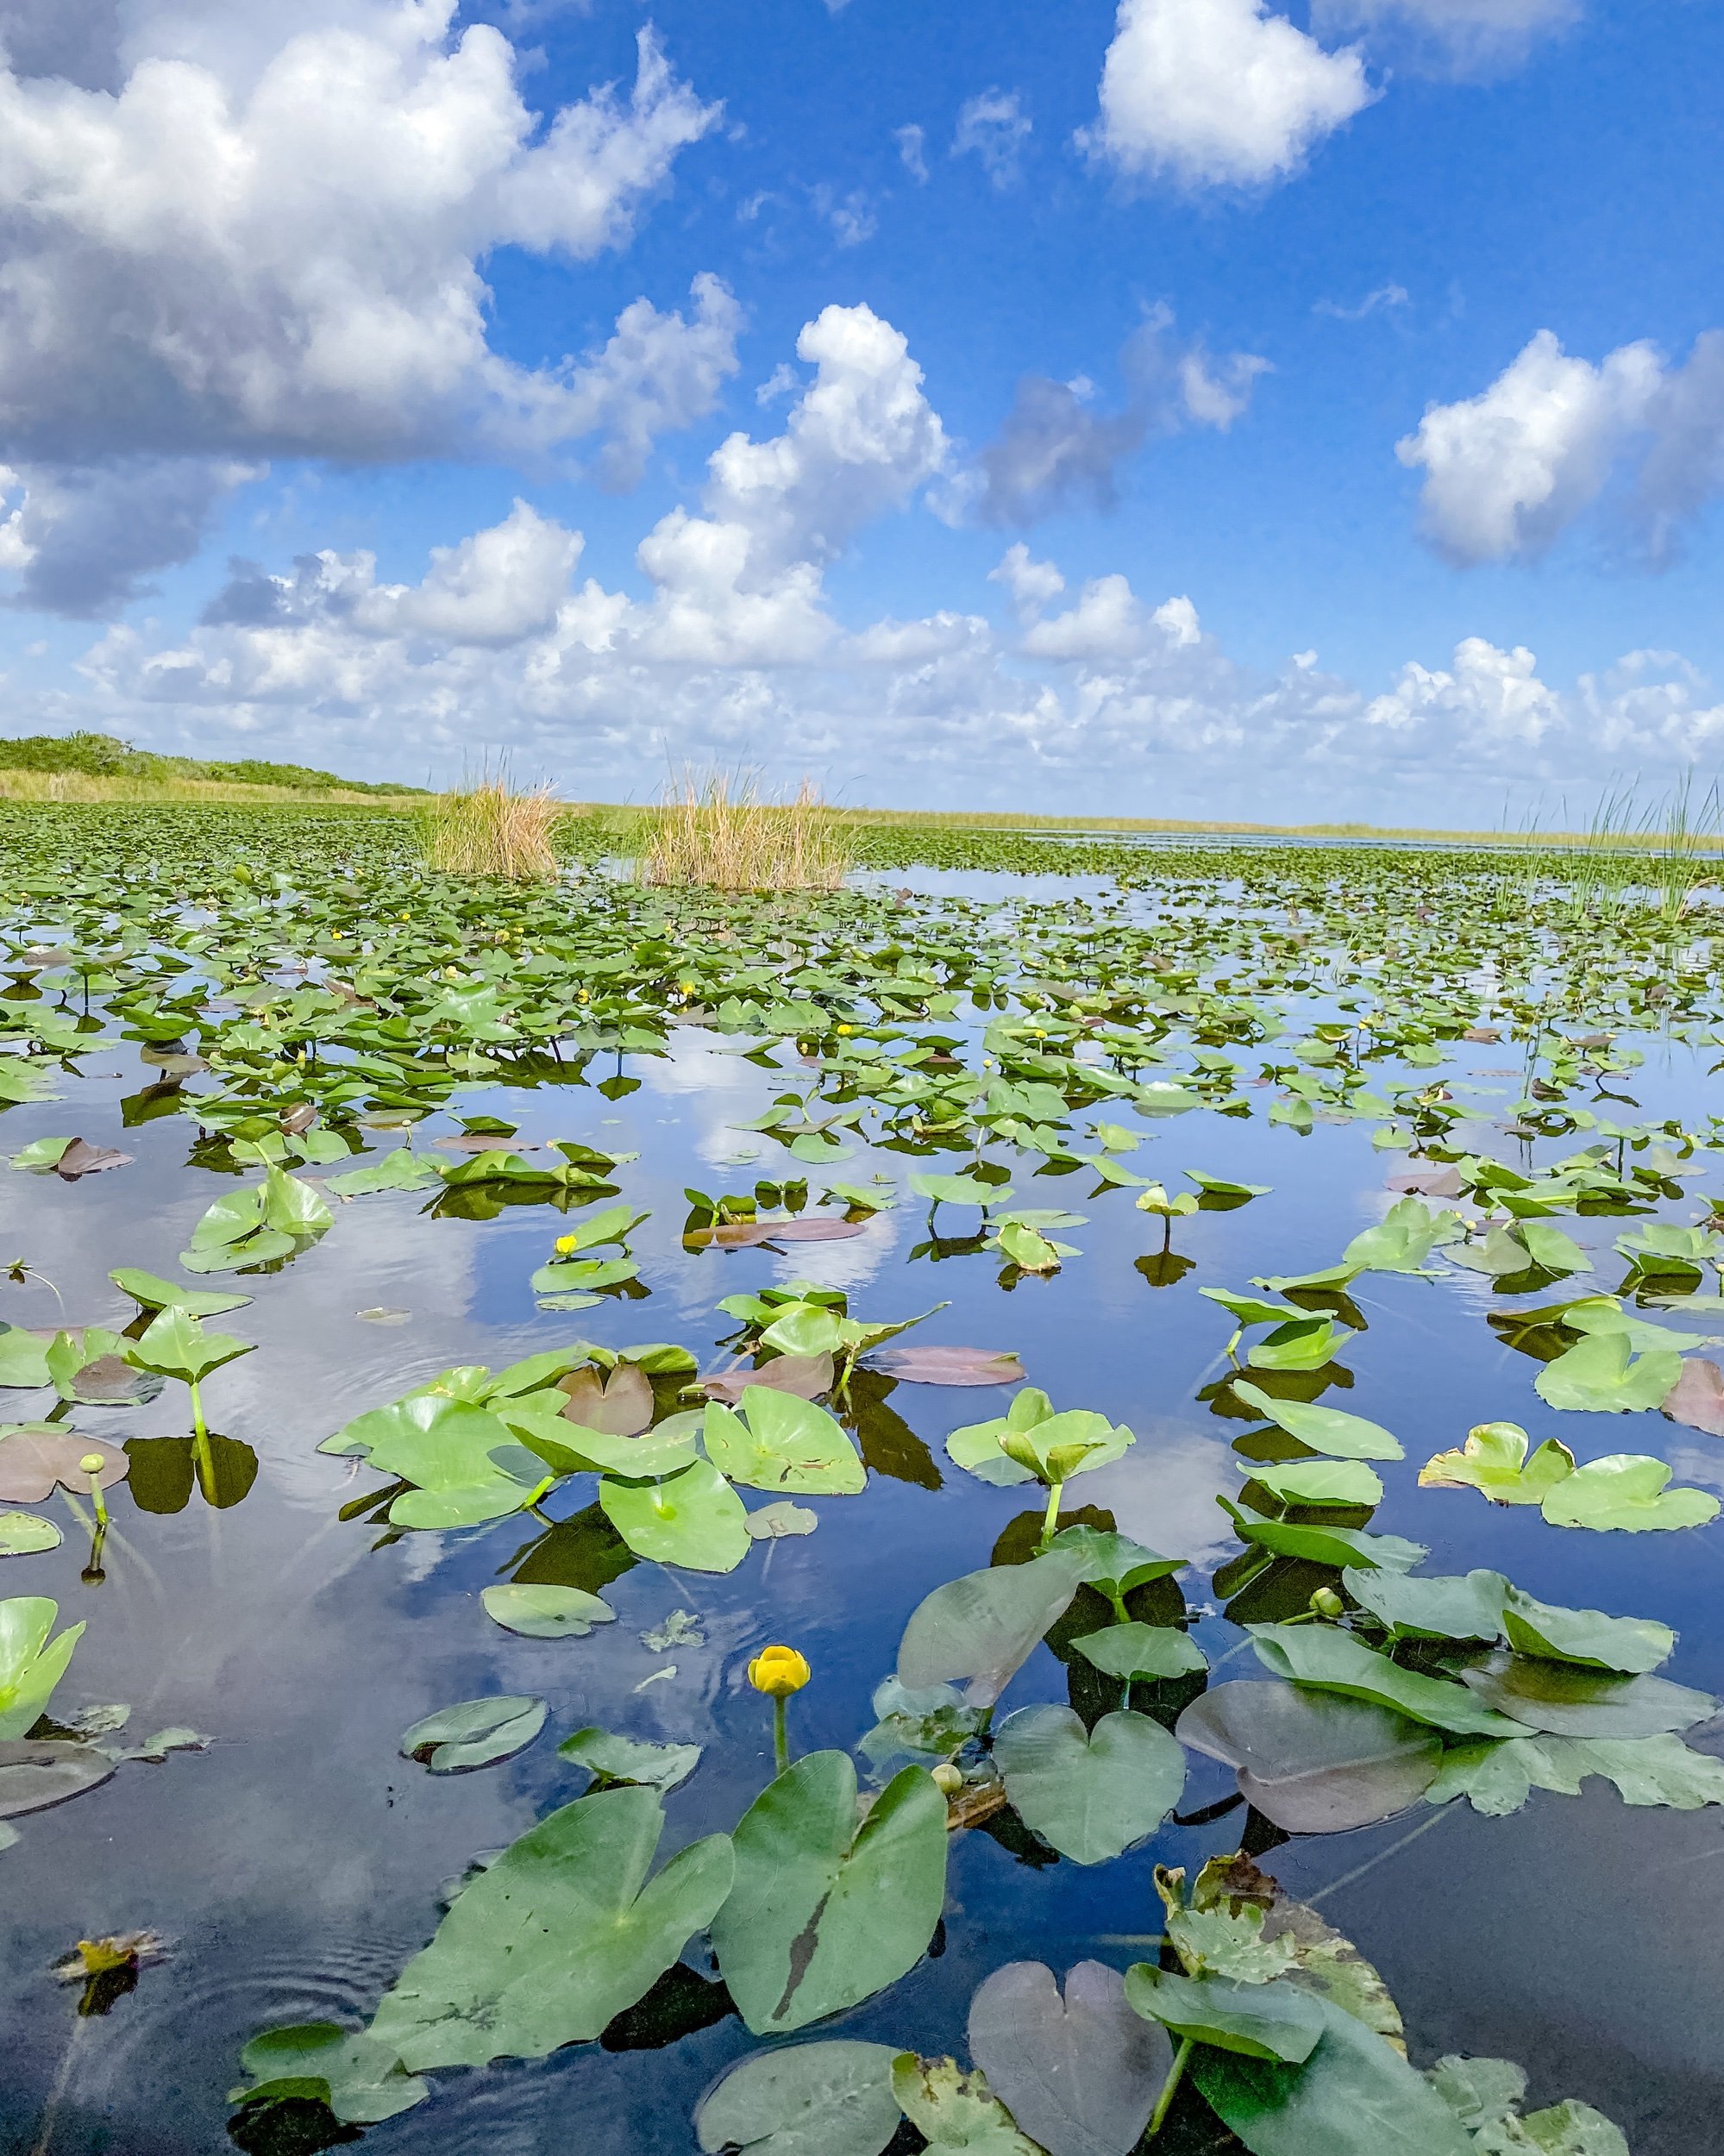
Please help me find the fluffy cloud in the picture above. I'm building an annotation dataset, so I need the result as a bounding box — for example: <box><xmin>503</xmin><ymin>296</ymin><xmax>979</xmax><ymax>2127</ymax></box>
<box><xmin>951</xmin><ymin>89</ymin><xmax>1031</xmax><ymax>189</ymax></box>
<box><xmin>1365</xmin><ymin>636</ymin><xmax>1563</xmax><ymax>746</ymax></box>
<box><xmin>1397</xmin><ymin>329</ymin><xmax>1724</xmax><ymax>565</ymax></box>
<box><xmin>0</xmin><ymin>2</ymin><xmax>730</xmax><ymax>613</ymax></box>
<box><xmin>1083</xmin><ymin>0</ymin><xmax>1375</xmax><ymax>191</ymax></box>
<box><xmin>972</xmin><ymin>310</ymin><xmax>1269</xmax><ymax>525</ymax></box>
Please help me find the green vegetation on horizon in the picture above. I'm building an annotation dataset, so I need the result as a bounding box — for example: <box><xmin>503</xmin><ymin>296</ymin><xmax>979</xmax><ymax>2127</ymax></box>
<box><xmin>0</xmin><ymin>729</ymin><xmax>425</xmax><ymax>798</ymax></box>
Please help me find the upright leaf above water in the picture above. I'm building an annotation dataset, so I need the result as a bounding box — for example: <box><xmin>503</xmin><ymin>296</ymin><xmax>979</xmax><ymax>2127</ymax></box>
<box><xmin>368</xmin><ymin>1786</ymin><xmax>734</xmax><ymax>2069</ymax></box>
<box><xmin>1418</xmin><ymin>1424</ymin><xmax>1575</xmax><ymax>1507</ymax></box>
<box><xmin>896</xmin><ymin>1545</ymin><xmax>1088</xmax><ymax>1707</ymax></box>
<box><xmin>0</xmin><ymin>1596</ymin><xmax>85</xmax><ymax>1739</ymax></box>
<box><xmin>712</xmin><ymin>1752</ymin><xmax>947</xmax><ymax>2035</ymax></box>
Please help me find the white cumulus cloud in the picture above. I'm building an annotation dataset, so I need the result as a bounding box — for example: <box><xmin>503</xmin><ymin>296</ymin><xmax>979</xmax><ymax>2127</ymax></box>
<box><xmin>1365</xmin><ymin>636</ymin><xmax>1563</xmax><ymax>746</ymax></box>
<box><xmin>1083</xmin><ymin>0</ymin><xmax>1375</xmax><ymax>191</ymax></box>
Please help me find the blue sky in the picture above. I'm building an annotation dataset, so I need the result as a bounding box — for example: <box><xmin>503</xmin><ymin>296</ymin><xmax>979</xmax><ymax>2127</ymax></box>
<box><xmin>1</xmin><ymin>0</ymin><xmax>1721</xmax><ymax>820</ymax></box>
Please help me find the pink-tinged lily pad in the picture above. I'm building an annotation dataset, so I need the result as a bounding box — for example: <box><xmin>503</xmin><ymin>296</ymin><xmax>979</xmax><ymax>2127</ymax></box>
<box><xmin>0</xmin><ymin>1430</ymin><xmax>130</xmax><ymax>1503</ymax></box>
<box><xmin>55</xmin><ymin>1139</ymin><xmax>134</xmax><ymax>1181</ymax></box>
<box><xmin>1384</xmin><ymin>1164</ymin><xmax>1464</xmax><ymax>1198</ymax></box>
<box><xmin>1663</xmin><ymin>1357</ymin><xmax>1724</xmax><ymax>1437</ymax></box>
<box><xmin>558</xmin><ymin>1363</ymin><xmax>654</xmax><ymax>1437</ymax></box>
<box><xmin>689</xmin><ymin>1217</ymin><xmax>870</xmax><ymax>1248</ymax></box>
<box><xmin>702</xmin><ymin>1354</ymin><xmax>835</xmax><ymax>1405</ymax></box>
<box><xmin>867</xmin><ymin>1346</ymin><xmax>1027</xmax><ymax>1387</ymax></box>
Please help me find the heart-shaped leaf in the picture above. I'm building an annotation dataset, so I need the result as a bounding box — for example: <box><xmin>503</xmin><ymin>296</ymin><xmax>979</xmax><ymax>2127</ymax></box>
<box><xmin>369</xmin><ymin>1786</ymin><xmax>734</xmax><ymax>2069</ymax></box>
<box><xmin>712</xmin><ymin>1752</ymin><xmax>947</xmax><ymax>2034</ymax></box>
<box><xmin>1534</xmin><ymin>1332</ymin><xmax>1683</xmax><ymax>1413</ymax></box>
<box><xmin>969</xmin><ymin>1960</ymin><xmax>1173</xmax><ymax>2156</ymax></box>
<box><xmin>994</xmin><ymin>1706</ymin><xmax>1185</xmax><ymax>1865</ymax></box>
<box><xmin>1071</xmin><ymin>1622</ymin><xmax>1207</xmax><ymax>1681</ymax></box>
<box><xmin>868</xmin><ymin>1345</ymin><xmax>1026</xmax><ymax>1386</ymax></box>
<box><xmin>558</xmin><ymin>1362</ymin><xmax>655</xmax><ymax>1436</ymax></box>
<box><xmin>0</xmin><ymin>1431</ymin><xmax>129</xmax><ymax>1504</ymax></box>
<box><xmin>704</xmin><ymin>1354</ymin><xmax>836</xmax><ymax>1405</ymax></box>
<box><xmin>1418</xmin><ymin>1424</ymin><xmax>1575</xmax><ymax>1507</ymax></box>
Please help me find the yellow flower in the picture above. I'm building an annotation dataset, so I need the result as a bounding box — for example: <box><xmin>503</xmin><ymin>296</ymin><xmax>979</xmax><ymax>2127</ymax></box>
<box><xmin>748</xmin><ymin>1645</ymin><xmax>811</xmax><ymax>1697</ymax></box>
<box><xmin>555</xmin><ymin>1233</ymin><xmax>580</xmax><ymax>1255</ymax></box>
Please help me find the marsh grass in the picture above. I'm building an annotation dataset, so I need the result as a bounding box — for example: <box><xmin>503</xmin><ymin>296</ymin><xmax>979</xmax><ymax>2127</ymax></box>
<box><xmin>0</xmin><ymin>769</ymin><xmax>414</xmax><ymax>806</ymax></box>
<box><xmin>641</xmin><ymin>773</ymin><xmax>852</xmax><ymax>891</ymax></box>
<box><xmin>421</xmin><ymin>772</ymin><xmax>561</xmax><ymax>881</ymax></box>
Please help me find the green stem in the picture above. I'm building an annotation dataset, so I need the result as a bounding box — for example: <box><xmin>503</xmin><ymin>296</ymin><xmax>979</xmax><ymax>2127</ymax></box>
<box><xmin>1146</xmin><ymin>2038</ymin><xmax>1194</xmax><ymax>2139</ymax></box>
<box><xmin>1038</xmin><ymin>1479</ymin><xmax>1063</xmax><ymax>1551</ymax></box>
<box><xmin>773</xmin><ymin>1696</ymin><xmax>790</xmax><ymax>1777</ymax></box>
<box><xmin>188</xmin><ymin>1374</ymin><xmax>208</xmax><ymax>1445</ymax></box>
<box><xmin>88</xmin><ymin>1474</ymin><xmax>109</xmax><ymax>1530</ymax></box>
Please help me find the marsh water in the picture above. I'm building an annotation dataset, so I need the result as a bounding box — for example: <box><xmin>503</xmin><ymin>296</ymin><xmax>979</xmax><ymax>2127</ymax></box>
<box><xmin>3</xmin><ymin>817</ymin><xmax>1723</xmax><ymax>2155</ymax></box>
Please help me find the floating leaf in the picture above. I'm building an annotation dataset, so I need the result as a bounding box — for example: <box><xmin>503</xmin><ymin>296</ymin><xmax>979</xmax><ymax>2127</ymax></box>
<box><xmin>712</xmin><ymin>1752</ymin><xmax>947</xmax><ymax>2035</ymax></box>
<box><xmin>0</xmin><ymin>1737</ymin><xmax>116</xmax><ymax>1817</ymax></box>
<box><xmin>109</xmin><ymin>1269</ymin><xmax>252</xmax><ymax>1319</ymax></box>
<box><xmin>354</xmin><ymin>1398</ymin><xmax>546</xmax><ymax>1531</ymax></box>
<box><xmin>702</xmin><ymin>1389</ymin><xmax>866</xmax><ymax>1495</ymax></box>
<box><xmin>1176</xmin><ymin>1683</ymin><xmax>1443</xmax><ymax>1833</ymax></box>
<box><xmin>1427</xmin><ymin>1732</ymin><xmax>1724</xmax><ymax>1817</ymax></box>
<box><xmin>1457</xmin><ymin>1651</ymin><xmax>1715</xmax><ymax>1739</ymax></box>
<box><xmin>369</xmin><ymin>1787</ymin><xmax>734</xmax><ymax>2069</ymax></box>
<box><xmin>558</xmin><ymin>1727</ymin><xmax>701</xmax><ymax>1792</ymax></box>
<box><xmin>704</xmin><ymin>1354</ymin><xmax>835</xmax><ymax>1406</ymax></box>
<box><xmin>599</xmin><ymin>1457</ymin><xmax>752</xmax><ymax>1572</ymax></box>
<box><xmin>229</xmin><ymin>2024</ymin><xmax>428</xmax><ymax>2126</ymax></box>
<box><xmin>967</xmin><ymin>1959</ymin><xmax>1173</xmax><ymax>2156</ymax></box>
<box><xmin>0</xmin><ymin>1511</ymin><xmax>60</xmax><ymax>1557</ymax></box>
<box><xmin>480</xmin><ymin>1584</ymin><xmax>616</xmax><ymax>1639</ymax></box>
<box><xmin>1533</xmin><ymin>1332</ymin><xmax>1683</xmax><ymax>1413</ymax></box>
<box><xmin>0</xmin><ymin>1432</ymin><xmax>128</xmax><ymax>1504</ymax></box>
<box><xmin>1048</xmin><ymin>1526</ymin><xmax>1186</xmax><ymax>1606</ymax></box>
<box><xmin>1418</xmin><ymin>1424</ymin><xmax>1575</xmax><ymax>1507</ymax></box>
<box><xmin>891</xmin><ymin>2056</ymin><xmax>1042</xmax><ymax>2155</ymax></box>
<box><xmin>558</xmin><ymin>1362</ymin><xmax>655</xmax><ymax>1436</ymax></box>
<box><xmin>1539</xmin><ymin>1452</ymin><xmax>1720</xmax><ymax>1533</ymax></box>
<box><xmin>1222</xmin><ymin>1500</ymin><xmax>1426</xmax><ymax>1574</ymax></box>
<box><xmin>747</xmin><ymin>1500</ymin><xmax>818</xmax><ymax>1539</ymax></box>
<box><xmin>994</xmin><ymin>1706</ymin><xmax>1185</xmax><ymax>1865</ymax></box>
<box><xmin>695</xmin><ymin>2041</ymin><xmax>904</xmax><ymax>2156</ymax></box>
<box><xmin>897</xmin><ymin>1546</ymin><xmax>1088</xmax><ymax>1708</ymax></box>
<box><xmin>868</xmin><ymin>1345</ymin><xmax>1026</xmax><ymax>1386</ymax></box>
<box><xmin>53</xmin><ymin>1138</ymin><xmax>133</xmax><ymax>1181</ymax></box>
<box><xmin>1341</xmin><ymin>1569</ymin><xmax>1508</xmax><ymax>1645</ymax></box>
<box><xmin>1661</xmin><ymin>1356</ymin><xmax>1724</xmax><ymax>1435</ymax></box>
<box><xmin>398</xmin><ymin>1695</ymin><xmax>547</xmax><ymax>1773</ymax></box>
<box><xmin>1246</xmin><ymin>1457</ymin><xmax>1385</xmax><ymax>1507</ymax></box>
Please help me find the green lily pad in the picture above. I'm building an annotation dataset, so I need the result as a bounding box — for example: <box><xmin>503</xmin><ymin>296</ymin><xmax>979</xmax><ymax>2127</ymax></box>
<box><xmin>695</xmin><ymin>2041</ymin><xmax>904</xmax><ymax>2156</ymax></box>
<box><xmin>1499</xmin><ymin>1587</ymin><xmax>1673</xmax><ymax>1672</ymax></box>
<box><xmin>558</xmin><ymin>1727</ymin><xmax>702</xmax><ymax>1792</ymax></box>
<box><xmin>1124</xmin><ymin>1969</ymin><xmax>1325</xmax><ymax>2065</ymax></box>
<box><xmin>712</xmin><ymin>1752</ymin><xmax>947</xmax><ymax>2035</ymax></box>
<box><xmin>1418</xmin><ymin>1424</ymin><xmax>1576</xmax><ymax>1507</ymax></box>
<box><xmin>480</xmin><ymin>1584</ymin><xmax>616</xmax><ymax>1639</ymax></box>
<box><xmin>368</xmin><ymin>1786</ymin><xmax>734</xmax><ymax>2070</ymax></box>
<box><xmin>1341</xmin><ymin>1569</ymin><xmax>1508</xmax><ymax>1644</ymax></box>
<box><xmin>1539</xmin><ymin>1452</ymin><xmax>1721</xmax><ymax>1532</ymax></box>
<box><xmin>1072</xmin><ymin>1621</ymin><xmax>1207</xmax><ymax>1682</ymax></box>
<box><xmin>1457</xmin><ymin>1651</ymin><xmax>1716</xmax><ymax>1738</ymax></box>
<box><xmin>229</xmin><ymin>2023</ymin><xmax>428</xmax><ymax>2126</ymax></box>
<box><xmin>702</xmin><ymin>1389</ymin><xmax>866</xmax><ymax>1495</ymax></box>
<box><xmin>398</xmin><ymin>1695</ymin><xmax>547</xmax><ymax>1773</ymax></box>
<box><xmin>1533</xmin><ymin>1332</ymin><xmax>1684</xmax><ymax>1413</ymax></box>
<box><xmin>994</xmin><ymin>1705</ymin><xmax>1186</xmax><ymax>1865</ymax></box>
<box><xmin>891</xmin><ymin>2056</ymin><xmax>1042</xmax><ymax>2155</ymax></box>
<box><xmin>0</xmin><ymin>1510</ymin><xmax>62</xmax><ymax>1556</ymax></box>
<box><xmin>599</xmin><ymin>1457</ymin><xmax>751</xmax><ymax>1573</ymax></box>
<box><xmin>1249</xmin><ymin>1624</ymin><xmax>1519</xmax><ymax>1738</ymax></box>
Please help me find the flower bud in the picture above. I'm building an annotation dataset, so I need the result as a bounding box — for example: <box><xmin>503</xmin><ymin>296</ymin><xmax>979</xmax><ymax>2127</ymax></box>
<box><xmin>1309</xmin><ymin>1587</ymin><xmax>1345</xmax><ymax>1620</ymax></box>
<box><xmin>78</xmin><ymin>1454</ymin><xmax>105</xmax><ymax>1476</ymax></box>
<box><xmin>748</xmin><ymin>1645</ymin><xmax>811</xmax><ymax>1697</ymax></box>
<box><xmin>931</xmin><ymin>1763</ymin><xmax>963</xmax><ymax>1796</ymax></box>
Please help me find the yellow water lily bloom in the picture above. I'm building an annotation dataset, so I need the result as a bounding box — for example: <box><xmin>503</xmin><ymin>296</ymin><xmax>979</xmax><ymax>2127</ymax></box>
<box><xmin>748</xmin><ymin>1645</ymin><xmax>811</xmax><ymax>1697</ymax></box>
<box><xmin>555</xmin><ymin>1233</ymin><xmax>580</xmax><ymax>1255</ymax></box>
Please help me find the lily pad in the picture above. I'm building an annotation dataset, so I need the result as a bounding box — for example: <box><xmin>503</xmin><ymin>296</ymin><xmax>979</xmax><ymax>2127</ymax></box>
<box><xmin>558</xmin><ymin>1361</ymin><xmax>655</xmax><ymax>1437</ymax></box>
<box><xmin>891</xmin><ymin>2056</ymin><xmax>1042</xmax><ymax>2155</ymax></box>
<box><xmin>1539</xmin><ymin>1452</ymin><xmax>1721</xmax><ymax>1533</ymax></box>
<box><xmin>1340</xmin><ymin>1569</ymin><xmax>1508</xmax><ymax>1645</ymax></box>
<box><xmin>1661</xmin><ymin>1357</ymin><xmax>1724</xmax><ymax>1435</ymax></box>
<box><xmin>1457</xmin><ymin>1651</ymin><xmax>1716</xmax><ymax>1738</ymax></box>
<box><xmin>1125</xmin><ymin>1969</ymin><xmax>1325</xmax><ymax>2065</ymax></box>
<box><xmin>1176</xmin><ymin>1683</ymin><xmax>1444</xmax><ymax>1833</ymax></box>
<box><xmin>1245</xmin><ymin>1457</ymin><xmax>1385</xmax><ymax>1507</ymax></box>
<box><xmin>994</xmin><ymin>1706</ymin><xmax>1186</xmax><ymax>1865</ymax></box>
<box><xmin>558</xmin><ymin>1727</ymin><xmax>702</xmax><ymax>1792</ymax></box>
<box><xmin>1222</xmin><ymin>1501</ymin><xmax>1426</xmax><ymax>1574</ymax></box>
<box><xmin>399</xmin><ymin>1695</ymin><xmax>547</xmax><ymax>1773</ymax></box>
<box><xmin>1427</xmin><ymin>1732</ymin><xmax>1724</xmax><ymax>1816</ymax></box>
<box><xmin>968</xmin><ymin>1959</ymin><xmax>1173</xmax><ymax>2156</ymax></box>
<box><xmin>712</xmin><ymin>1752</ymin><xmax>947</xmax><ymax>2035</ymax></box>
<box><xmin>695</xmin><ymin>2041</ymin><xmax>904</xmax><ymax>2156</ymax></box>
<box><xmin>368</xmin><ymin>1786</ymin><xmax>734</xmax><ymax>2069</ymax></box>
<box><xmin>704</xmin><ymin>1354</ymin><xmax>836</xmax><ymax>1405</ymax></box>
<box><xmin>1250</xmin><ymin>1624</ymin><xmax>1518</xmax><ymax>1738</ymax></box>
<box><xmin>0</xmin><ymin>1737</ymin><xmax>116</xmax><ymax>1817</ymax></box>
<box><xmin>702</xmin><ymin>1389</ymin><xmax>866</xmax><ymax>1495</ymax></box>
<box><xmin>1418</xmin><ymin>1424</ymin><xmax>1576</xmax><ymax>1507</ymax></box>
<box><xmin>480</xmin><ymin>1584</ymin><xmax>616</xmax><ymax>1639</ymax></box>
<box><xmin>1499</xmin><ymin>1588</ymin><xmax>1673</xmax><ymax>1673</ymax></box>
<box><xmin>229</xmin><ymin>2023</ymin><xmax>428</xmax><ymax>2127</ymax></box>
<box><xmin>599</xmin><ymin>1457</ymin><xmax>752</xmax><ymax>1573</ymax></box>
<box><xmin>1534</xmin><ymin>1332</ymin><xmax>1684</xmax><ymax>1413</ymax></box>
<box><xmin>747</xmin><ymin>1500</ymin><xmax>818</xmax><ymax>1539</ymax></box>
<box><xmin>0</xmin><ymin>1511</ymin><xmax>60</xmax><ymax>1557</ymax></box>
<box><xmin>868</xmin><ymin>1346</ymin><xmax>1027</xmax><ymax>1386</ymax></box>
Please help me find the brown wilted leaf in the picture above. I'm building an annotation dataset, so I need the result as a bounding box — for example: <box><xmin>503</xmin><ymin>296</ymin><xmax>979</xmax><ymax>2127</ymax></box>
<box><xmin>1664</xmin><ymin>1357</ymin><xmax>1724</xmax><ymax>1437</ymax></box>
<box><xmin>54</xmin><ymin>1140</ymin><xmax>133</xmax><ymax>1181</ymax></box>
<box><xmin>866</xmin><ymin>1346</ymin><xmax>1026</xmax><ymax>1386</ymax></box>
<box><xmin>559</xmin><ymin>1362</ymin><xmax>654</xmax><ymax>1436</ymax></box>
<box><xmin>702</xmin><ymin>1353</ymin><xmax>835</xmax><ymax>1405</ymax></box>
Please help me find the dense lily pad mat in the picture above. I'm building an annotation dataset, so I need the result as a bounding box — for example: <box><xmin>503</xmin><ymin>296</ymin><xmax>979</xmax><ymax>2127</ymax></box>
<box><xmin>3</xmin><ymin>801</ymin><xmax>1724</xmax><ymax>2152</ymax></box>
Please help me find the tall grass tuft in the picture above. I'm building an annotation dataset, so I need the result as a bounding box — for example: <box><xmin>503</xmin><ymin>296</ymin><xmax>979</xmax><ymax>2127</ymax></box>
<box><xmin>641</xmin><ymin>773</ymin><xmax>852</xmax><ymax>891</ymax></box>
<box><xmin>421</xmin><ymin>772</ymin><xmax>560</xmax><ymax>881</ymax></box>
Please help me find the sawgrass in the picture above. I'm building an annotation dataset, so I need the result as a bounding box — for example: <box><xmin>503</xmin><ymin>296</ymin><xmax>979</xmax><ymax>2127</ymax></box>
<box><xmin>640</xmin><ymin>774</ymin><xmax>852</xmax><ymax>891</ymax></box>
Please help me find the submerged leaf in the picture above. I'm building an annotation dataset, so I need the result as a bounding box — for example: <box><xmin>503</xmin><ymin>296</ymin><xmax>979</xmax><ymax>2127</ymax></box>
<box><xmin>968</xmin><ymin>1959</ymin><xmax>1173</xmax><ymax>2156</ymax></box>
<box><xmin>868</xmin><ymin>1345</ymin><xmax>1027</xmax><ymax>1386</ymax></box>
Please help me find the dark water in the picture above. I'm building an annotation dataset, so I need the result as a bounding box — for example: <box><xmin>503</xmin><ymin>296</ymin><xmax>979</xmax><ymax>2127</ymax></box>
<box><xmin>3</xmin><ymin>881</ymin><xmax>1723</xmax><ymax>2155</ymax></box>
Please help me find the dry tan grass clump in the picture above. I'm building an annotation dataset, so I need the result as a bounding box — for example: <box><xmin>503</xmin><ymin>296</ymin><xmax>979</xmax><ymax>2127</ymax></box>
<box><xmin>641</xmin><ymin>773</ymin><xmax>851</xmax><ymax>892</ymax></box>
<box><xmin>421</xmin><ymin>774</ymin><xmax>560</xmax><ymax>881</ymax></box>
